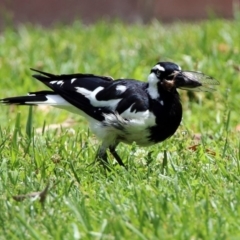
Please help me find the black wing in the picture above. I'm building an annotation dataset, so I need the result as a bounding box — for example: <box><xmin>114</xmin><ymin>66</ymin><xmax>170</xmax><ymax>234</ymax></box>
<box><xmin>31</xmin><ymin>69</ymin><xmax>115</xmax><ymax>121</ymax></box>
<box><xmin>31</xmin><ymin>69</ymin><xmax>150</xmax><ymax>121</ymax></box>
<box><xmin>95</xmin><ymin>79</ymin><xmax>150</xmax><ymax>115</ymax></box>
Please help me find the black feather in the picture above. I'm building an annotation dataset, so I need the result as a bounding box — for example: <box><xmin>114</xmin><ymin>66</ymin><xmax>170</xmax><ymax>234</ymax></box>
<box><xmin>30</xmin><ymin>68</ymin><xmax>114</xmax><ymax>82</ymax></box>
<box><xmin>1</xmin><ymin>94</ymin><xmax>48</xmax><ymax>105</ymax></box>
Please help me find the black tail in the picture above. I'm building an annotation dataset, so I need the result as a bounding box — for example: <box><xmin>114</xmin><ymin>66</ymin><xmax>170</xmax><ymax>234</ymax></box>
<box><xmin>30</xmin><ymin>68</ymin><xmax>113</xmax><ymax>83</ymax></box>
<box><xmin>30</xmin><ymin>68</ymin><xmax>58</xmax><ymax>82</ymax></box>
<box><xmin>0</xmin><ymin>91</ymin><xmax>54</xmax><ymax>105</ymax></box>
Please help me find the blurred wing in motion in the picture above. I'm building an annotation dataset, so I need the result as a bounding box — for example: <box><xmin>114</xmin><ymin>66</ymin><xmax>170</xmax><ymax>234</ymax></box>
<box><xmin>179</xmin><ymin>71</ymin><xmax>219</xmax><ymax>92</ymax></box>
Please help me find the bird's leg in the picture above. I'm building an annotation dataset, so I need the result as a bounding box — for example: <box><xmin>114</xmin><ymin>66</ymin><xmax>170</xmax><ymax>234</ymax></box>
<box><xmin>109</xmin><ymin>145</ymin><xmax>126</xmax><ymax>168</ymax></box>
<box><xmin>95</xmin><ymin>145</ymin><xmax>110</xmax><ymax>169</ymax></box>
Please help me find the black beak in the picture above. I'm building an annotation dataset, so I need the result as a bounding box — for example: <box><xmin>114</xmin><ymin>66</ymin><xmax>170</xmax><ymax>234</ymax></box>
<box><xmin>173</xmin><ymin>72</ymin><xmax>202</xmax><ymax>89</ymax></box>
<box><xmin>162</xmin><ymin>71</ymin><xmax>218</xmax><ymax>92</ymax></box>
<box><xmin>173</xmin><ymin>71</ymin><xmax>219</xmax><ymax>92</ymax></box>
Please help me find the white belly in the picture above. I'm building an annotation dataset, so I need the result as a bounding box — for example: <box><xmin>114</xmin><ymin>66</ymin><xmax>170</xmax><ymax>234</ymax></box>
<box><xmin>89</xmin><ymin>112</ymin><xmax>156</xmax><ymax>147</ymax></box>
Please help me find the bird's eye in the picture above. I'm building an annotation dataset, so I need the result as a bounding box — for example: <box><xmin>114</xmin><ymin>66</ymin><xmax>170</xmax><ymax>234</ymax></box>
<box><xmin>156</xmin><ymin>70</ymin><xmax>161</xmax><ymax>77</ymax></box>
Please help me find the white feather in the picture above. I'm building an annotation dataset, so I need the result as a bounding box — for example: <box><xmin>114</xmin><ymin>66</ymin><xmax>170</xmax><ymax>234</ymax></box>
<box><xmin>71</xmin><ymin>78</ymin><xmax>77</xmax><ymax>84</ymax></box>
<box><xmin>75</xmin><ymin>86</ymin><xmax>121</xmax><ymax>110</ymax></box>
<box><xmin>56</xmin><ymin>80</ymin><xmax>64</xmax><ymax>85</ymax></box>
<box><xmin>50</xmin><ymin>80</ymin><xmax>57</xmax><ymax>84</ymax></box>
<box><xmin>25</xmin><ymin>95</ymin><xmax>89</xmax><ymax>116</ymax></box>
<box><xmin>116</xmin><ymin>85</ymin><xmax>127</xmax><ymax>93</ymax></box>
<box><xmin>147</xmin><ymin>72</ymin><xmax>160</xmax><ymax>99</ymax></box>
<box><xmin>93</xmin><ymin>111</ymin><xmax>156</xmax><ymax>146</ymax></box>
<box><xmin>90</xmin><ymin>108</ymin><xmax>156</xmax><ymax>147</ymax></box>
<box><xmin>152</xmin><ymin>64</ymin><xmax>165</xmax><ymax>71</ymax></box>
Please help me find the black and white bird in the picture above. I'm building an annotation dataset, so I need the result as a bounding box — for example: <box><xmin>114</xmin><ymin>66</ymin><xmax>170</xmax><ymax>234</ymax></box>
<box><xmin>0</xmin><ymin>62</ymin><xmax>218</xmax><ymax>167</ymax></box>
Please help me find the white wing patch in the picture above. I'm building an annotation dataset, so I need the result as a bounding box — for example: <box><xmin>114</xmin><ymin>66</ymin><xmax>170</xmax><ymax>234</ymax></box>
<box><xmin>75</xmin><ymin>86</ymin><xmax>121</xmax><ymax>110</ymax></box>
<box><xmin>50</xmin><ymin>80</ymin><xmax>57</xmax><ymax>84</ymax></box>
<box><xmin>116</xmin><ymin>85</ymin><xmax>127</xmax><ymax>94</ymax></box>
<box><xmin>75</xmin><ymin>86</ymin><xmax>96</xmax><ymax>98</ymax></box>
<box><xmin>56</xmin><ymin>80</ymin><xmax>64</xmax><ymax>85</ymax></box>
<box><xmin>50</xmin><ymin>80</ymin><xmax>64</xmax><ymax>86</ymax></box>
<box><xmin>71</xmin><ymin>78</ymin><xmax>77</xmax><ymax>84</ymax></box>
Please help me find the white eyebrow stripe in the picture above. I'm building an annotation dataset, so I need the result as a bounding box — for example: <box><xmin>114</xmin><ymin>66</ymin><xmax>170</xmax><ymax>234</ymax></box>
<box><xmin>153</xmin><ymin>64</ymin><xmax>165</xmax><ymax>71</ymax></box>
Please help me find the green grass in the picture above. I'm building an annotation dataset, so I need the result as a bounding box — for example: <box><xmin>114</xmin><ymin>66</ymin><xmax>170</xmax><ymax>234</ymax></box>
<box><xmin>0</xmin><ymin>17</ymin><xmax>240</xmax><ymax>239</ymax></box>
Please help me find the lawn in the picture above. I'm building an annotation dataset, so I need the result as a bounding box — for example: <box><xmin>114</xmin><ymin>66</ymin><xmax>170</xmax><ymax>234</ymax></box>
<box><xmin>0</xmin><ymin>17</ymin><xmax>240</xmax><ymax>239</ymax></box>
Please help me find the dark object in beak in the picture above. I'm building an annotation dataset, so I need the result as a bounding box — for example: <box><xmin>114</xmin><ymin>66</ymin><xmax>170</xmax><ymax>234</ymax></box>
<box><xmin>173</xmin><ymin>71</ymin><xmax>219</xmax><ymax>92</ymax></box>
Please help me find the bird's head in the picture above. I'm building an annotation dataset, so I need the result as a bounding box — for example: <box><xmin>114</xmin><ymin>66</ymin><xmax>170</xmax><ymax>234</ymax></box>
<box><xmin>147</xmin><ymin>61</ymin><xmax>218</xmax><ymax>99</ymax></box>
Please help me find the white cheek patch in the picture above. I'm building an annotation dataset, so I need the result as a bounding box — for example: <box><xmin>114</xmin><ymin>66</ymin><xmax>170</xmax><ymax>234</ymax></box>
<box><xmin>116</xmin><ymin>85</ymin><xmax>127</xmax><ymax>94</ymax></box>
<box><xmin>75</xmin><ymin>86</ymin><xmax>121</xmax><ymax>110</ymax></box>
